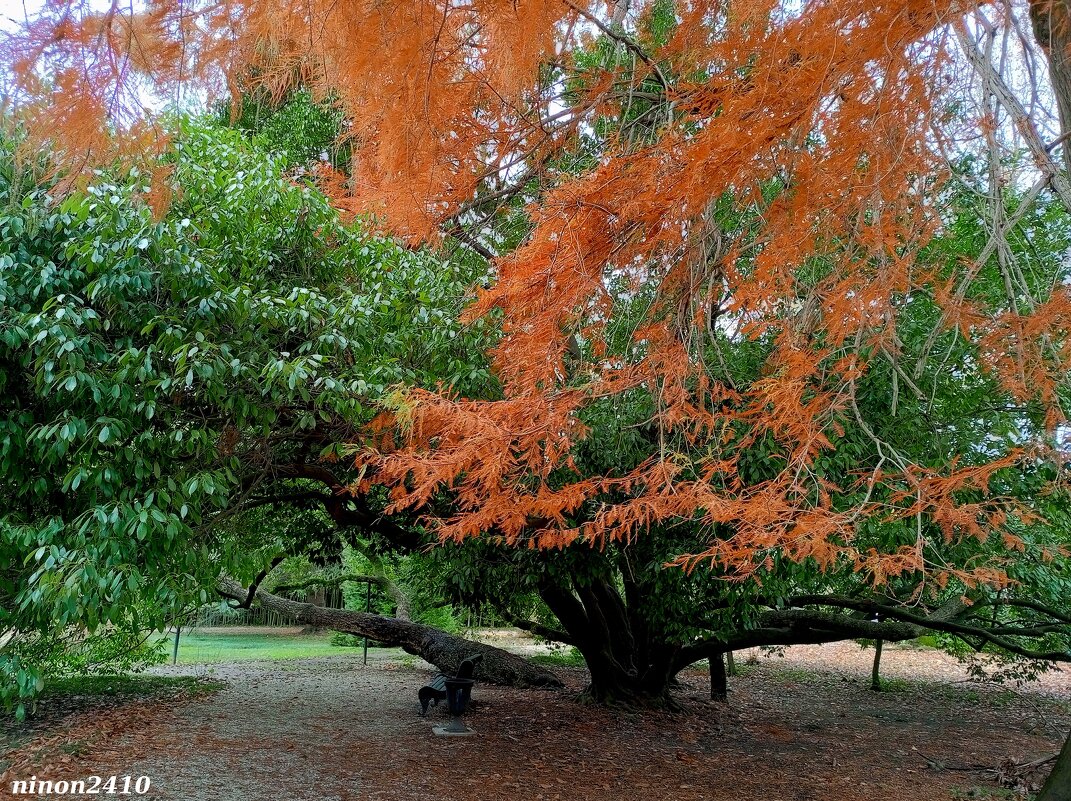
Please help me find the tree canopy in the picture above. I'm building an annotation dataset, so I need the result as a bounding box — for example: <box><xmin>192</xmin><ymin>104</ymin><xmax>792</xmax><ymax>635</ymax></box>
<box><xmin>2</xmin><ymin>0</ymin><xmax>1071</xmax><ymax>729</ymax></box>
<box><xmin>6</xmin><ymin>0</ymin><xmax>1064</xmax><ymax>576</ymax></box>
<box><xmin>0</xmin><ymin>117</ymin><xmax>494</xmax><ymax>716</ymax></box>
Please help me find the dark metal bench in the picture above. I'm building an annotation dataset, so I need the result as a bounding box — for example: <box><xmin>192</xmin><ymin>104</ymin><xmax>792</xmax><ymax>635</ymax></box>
<box><xmin>419</xmin><ymin>654</ymin><xmax>481</xmax><ymax>715</ymax></box>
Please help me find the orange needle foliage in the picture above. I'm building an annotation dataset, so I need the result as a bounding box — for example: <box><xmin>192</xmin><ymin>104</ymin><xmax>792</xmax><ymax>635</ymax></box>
<box><xmin>5</xmin><ymin>1</ymin><xmax>1068</xmax><ymax>587</ymax></box>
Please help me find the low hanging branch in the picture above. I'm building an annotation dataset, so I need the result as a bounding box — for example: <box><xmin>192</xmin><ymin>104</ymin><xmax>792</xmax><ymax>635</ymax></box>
<box><xmin>217</xmin><ymin>578</ymin><xmax>562</xmax><ymax>689</ymax></box>
<box><xmin>497</xmin><ymin>610</ymin><xmax>576</xmax><ymax>646</ymax></box>
<box><xmin>786</xmin><ymin>595</ymin><xmax>1071</xmax><ymax>662</ymax></box>
<box><xmin>672</xmin><ymin>597</ymin><xmax>1071</xmax><ymax>674</ymax></box>
<box><xmin>272</xmin><ymin>573</ymin><xmax>412</xmax><ymax>622</ymax></box>
<box><xmin>228</xmin><ymin>555</ymin><xmax>286</xmax><ymax>610</ymax></box>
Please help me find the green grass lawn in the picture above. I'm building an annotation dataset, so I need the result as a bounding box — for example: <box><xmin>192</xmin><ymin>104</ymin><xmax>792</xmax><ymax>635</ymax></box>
<box><xmin>529</xmin><ymin>646</ymin><xmax>585</xmax><ymax>668</ymax></box>
<box><xmin>159</xmin><ymin>629</ymin><xmax>367</xmax><ymax>663</ymax></box>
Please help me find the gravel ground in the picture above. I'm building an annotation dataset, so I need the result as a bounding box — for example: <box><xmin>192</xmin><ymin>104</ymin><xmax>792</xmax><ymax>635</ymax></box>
<box><xmin>7</xmin><ymin>641</ymin><xmax>1069</xmax><ymax>801</ymax></box>
<box><xmin>732</xmin><ymin>640</ymin><xmax>1071</xmax><ymax>699</ymax></box>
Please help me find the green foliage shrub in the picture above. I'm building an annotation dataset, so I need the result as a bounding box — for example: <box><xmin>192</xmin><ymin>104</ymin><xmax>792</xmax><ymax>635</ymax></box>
<box><xmin>0</xmin><ymin>117</ymin><xmax>494</xmax><ymax>715</ymax></box>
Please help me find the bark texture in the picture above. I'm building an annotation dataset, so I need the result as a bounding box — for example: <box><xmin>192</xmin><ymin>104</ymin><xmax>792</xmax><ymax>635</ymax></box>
<box><xmin>1038</xmin><ymin>728</ymin><xmax>1071</xmax><ymax>801</ymax></box>
<box><xmin>870</xmin><ymin>639</ymin><xmax>884</xmax><ymax>692</ymax></box>
<box><xmin>1030</xmin><ymin>0</ymin><xmax>1071</xmax><ymax>174</ymax></box>
<box><xmin>218</xmin><ymin>578</ymin><xmax>562</xmax><ymax>689</ymax></box>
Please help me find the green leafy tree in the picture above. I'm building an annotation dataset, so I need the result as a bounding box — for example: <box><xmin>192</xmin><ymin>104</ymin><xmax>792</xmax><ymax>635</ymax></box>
<box><xmin>218</xmin><ymin>88</ymin><xmax>349</xmax><ymax>170</ymax></box>
<box><xmin>0</xmin><ymin>119</ymin><xmax>494</xmax><ymax>716</ymax></box>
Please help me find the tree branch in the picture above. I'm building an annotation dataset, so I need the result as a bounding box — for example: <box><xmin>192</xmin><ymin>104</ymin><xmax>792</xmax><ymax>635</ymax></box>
<box><xmin>562</xmin><ymin>0</ymin><xmax>669</xmax><ymax>90</ymax></box>
<box><xmin>273</xmin><ymin>572</ymin><xmax>412</xmax><ymax>621</ymax></box>
<box><xmin>788</xmin><ymin>595</ymin><xmax>1071</xmax><ymax>663</ymax></box>
<box><xmin>225</xmin><ymin>555</ymin><xmax>286</xmax><ymax>609</ymax></box>
<box><xmin>216</xmin><ymin>577</ymin><xmax>561</xmax><ymax>688</ymax></box>
<box><xmin>499</xmin><ymin>611</ymin><xmax>576</xmax><ymax>646</ymax></box>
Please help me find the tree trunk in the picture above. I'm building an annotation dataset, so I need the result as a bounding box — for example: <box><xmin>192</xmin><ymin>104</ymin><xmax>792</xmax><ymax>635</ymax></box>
<box><xmin>218</xmin><ymin>578</ymin><xmax>561</xmax><ymax>688</ymax></box>
<box><xmin>385</xmin><ymin>578</ymin><xmax>412</xmax><ymax>621</ymax></box>
<box><xmin>870</xmin><ymin>639</ymin><xmax>884</xmax><ymax>692</ymax></box>
<box><xmin>301</xmin><ymin>586</ymin><xmax>327</xmax><ymax>633</ymax></box>
<box><xmin>709</xmin><ymin>653</ymin><xmax>727</xmax><ymax>702</ymax></box>
<box><xmin>1030</xmin><ymin>0</ymin><xmax>1071</xmax><ymax>175</ymax></box>
<box><xmin>537</xmin><ymin>573</ymin><xmax>677</xmax><ymax>706</ymax></box>
<box><xmin>578</xmin><ymin>659</ymin><xmax>674</xmax><ymax>706</ymax></box>
<box><xmin>725</xmin><ymin>651</ymin><xmax>737</xmax><ymax>676</ymax></box>
<box><xmin>568</xmin><ymin>637</ymin><xmax>682</xmax><ymax>707</ymax></box>
<box><xmin>1038</xmin><ymin>728</ymin><xmax>1071</xmax><ymax>801</ymax></box>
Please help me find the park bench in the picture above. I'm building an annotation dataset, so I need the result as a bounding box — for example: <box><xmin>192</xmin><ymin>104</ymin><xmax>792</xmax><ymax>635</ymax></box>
<box><xmin>419</xmin><ymin>654</ymin><xmax>482</xmax><ymax>715</ymax></box>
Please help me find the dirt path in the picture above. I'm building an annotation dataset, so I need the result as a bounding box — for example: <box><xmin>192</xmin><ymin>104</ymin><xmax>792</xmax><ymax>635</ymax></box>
<box><xmin>7</xmin><ymin>643</ymin><xmax>1069</xmax><ymax>801</ymax></box>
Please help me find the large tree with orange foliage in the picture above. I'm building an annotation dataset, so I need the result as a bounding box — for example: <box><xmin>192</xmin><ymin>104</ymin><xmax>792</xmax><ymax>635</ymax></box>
<box><xmin>4</xmin><ymin>0</ymin><xmax>1071</xmax><ymax>719</ymax></box>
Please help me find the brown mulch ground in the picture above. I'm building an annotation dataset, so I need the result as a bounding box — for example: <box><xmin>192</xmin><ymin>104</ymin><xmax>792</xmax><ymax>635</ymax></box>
<box><xmin>2</xmin><ymin>642</ymin><xmax>1067</xmax><ymax>801</ymax></box>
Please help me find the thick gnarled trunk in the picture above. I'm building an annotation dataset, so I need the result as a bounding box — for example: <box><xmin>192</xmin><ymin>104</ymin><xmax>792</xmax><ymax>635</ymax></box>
<box><xmin>573</xmin><ymin>647</ymin><xmax>681</xmax><ymax>706</ymax></box>
<box><xmin>1038</xmin><ymin>728</ymin><xmax>1071</xmax><ymax>801</ymax></box>
<box><xmin>218</xmin><ymin>578</ymin><xmax>562</xmax><ymax>689</ymax></box>
<box><xmin>530</xmin><ymin>566</ymin><xmax>934</xmax><ymax>706</ymax></box>
<box><xmin>537</xmin><ymin>572</ymin><xmax>681</xmax><ymax>705</ymax></box>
